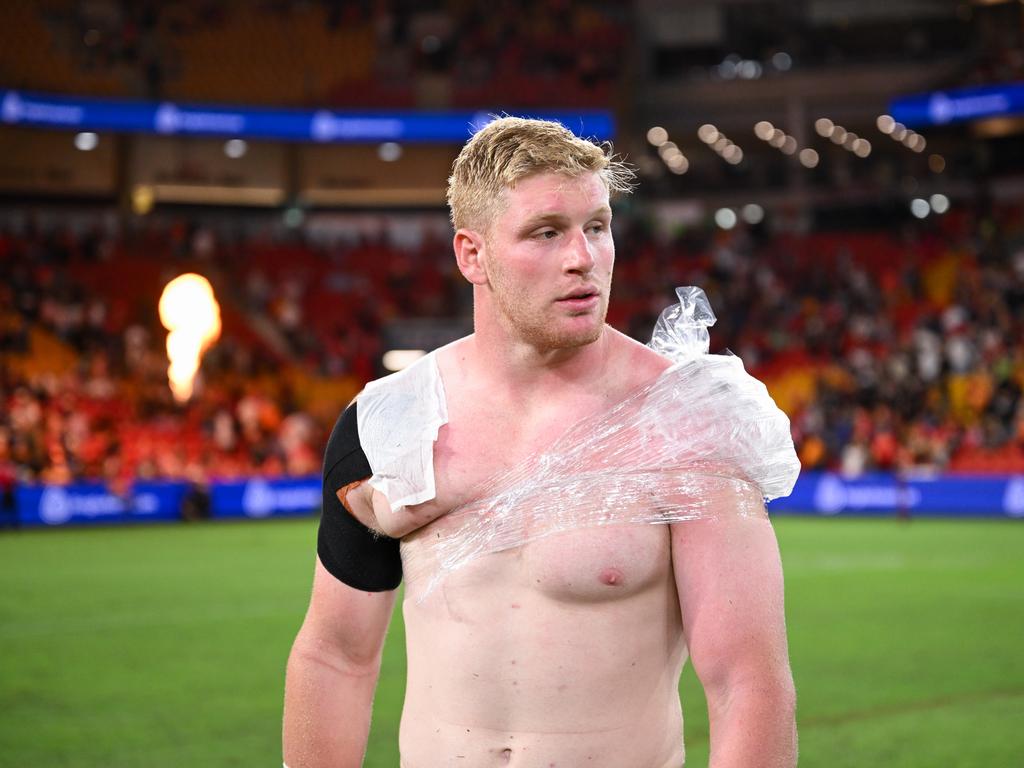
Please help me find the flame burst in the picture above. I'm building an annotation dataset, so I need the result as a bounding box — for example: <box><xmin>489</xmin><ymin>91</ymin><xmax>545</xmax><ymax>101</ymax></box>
<box><xmin>158</xmin><ymin>273</ymin><xmax>221</xmax><ymax>402</ymax></box>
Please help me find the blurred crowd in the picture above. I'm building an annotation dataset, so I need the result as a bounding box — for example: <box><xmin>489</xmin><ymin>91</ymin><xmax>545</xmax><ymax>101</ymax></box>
<box><xmin>613</xmin><ymin>205</ymin><xmax>1024</xmax><ymax>476</ymax></box>
<box><xmin>2</xmin><ymin>200</ymin><xmax>1024</xmax><ymax>498</ymax></box>
<box><xmin>11</xmin><ymin>0</ymin><xmax>623</xmax><ymax>107</ymax></box>
<box><xmin>14</xmin><ymin>0</ymin><xmax>1017</xmax><ymax>109</ymax></box>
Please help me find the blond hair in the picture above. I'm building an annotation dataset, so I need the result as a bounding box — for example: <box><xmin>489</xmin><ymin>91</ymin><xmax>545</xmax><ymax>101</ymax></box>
<box><xmin>446</xmin><ymin>116</ymin><xmax>635</xmax><ymax>232</ymax></box>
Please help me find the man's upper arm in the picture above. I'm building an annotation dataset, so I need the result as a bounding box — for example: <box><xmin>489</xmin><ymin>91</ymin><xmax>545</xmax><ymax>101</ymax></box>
<box><xmin>296</xmin><ymin>556</ymin><xmax>397</xmax><ymax>669</ymax></box>
<box><xmin>299</xmin><ymin>400</ymin><xmax>402</xmax><ymax>663</ymax></box>
<box><xmin>317</xmin><ymin>401</ymin><xmax>403</xmax><ymax>592</ymax></box>
<box><xmin>671</xmin><ymin>492</ymin><xmax>792</xmax><ymax>693</ymax></box>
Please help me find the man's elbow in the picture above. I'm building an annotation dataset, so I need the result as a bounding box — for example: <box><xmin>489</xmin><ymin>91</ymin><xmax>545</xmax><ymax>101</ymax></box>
<box><xmin>763</xmin><ymin>673</ymin><xmax>798</xmax><ymax>765</ymax></box>
<box><xmin>766</xmin><ymin>671</ymin><xmax>797</xmax><ymax>722</ymax></box>
<box><xmin>708</xmin><ymin>665</ymin><xmax>797</xmax><ymax>721</ymax></box>
<box><xmin>288</xmin><ymin>628</ymin><xmax>384</xmax><ymax>680</ymax></box>
<box><xmin>749</xmin><ymin>667</ymin><xmax>796</xmax><ymax>719</ymax></box>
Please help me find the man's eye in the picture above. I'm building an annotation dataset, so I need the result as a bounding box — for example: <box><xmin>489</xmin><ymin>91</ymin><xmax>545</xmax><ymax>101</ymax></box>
<box><xmin>588</xmin><ymin>223</ymin><xmax>605</xmax><ymax>234</ymax></box>
<box><xmin>535</xmin><ymin>230</ymin><xmax>558</xmax><ymax>240</ymax></box>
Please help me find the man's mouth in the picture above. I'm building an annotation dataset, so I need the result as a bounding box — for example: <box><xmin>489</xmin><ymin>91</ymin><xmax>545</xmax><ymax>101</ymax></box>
<box><xmin>556</xmin><ymin>288</ymin><xmax>600</xmax><ymax>308</ymax></box>
<box><xmin>557</xmin><ymin>287</ymin><xmax>599</xmax><ymax>301</ymax></box>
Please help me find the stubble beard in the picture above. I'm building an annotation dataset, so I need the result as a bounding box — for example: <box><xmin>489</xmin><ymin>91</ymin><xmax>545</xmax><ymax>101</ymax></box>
<box><xmin>489</xmin><ymin>270</ymin><xmax>610</xmax><ymax>352</ymax></box>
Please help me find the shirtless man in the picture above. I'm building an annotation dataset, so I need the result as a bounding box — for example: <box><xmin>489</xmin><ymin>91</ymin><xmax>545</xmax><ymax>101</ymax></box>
<box><xmin>283</xmin><ymin>117</ymin><xmax>797</xmax><ymax>768</ymax></box>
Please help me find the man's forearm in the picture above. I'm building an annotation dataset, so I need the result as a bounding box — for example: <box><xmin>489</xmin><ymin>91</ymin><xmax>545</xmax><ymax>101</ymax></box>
<box><xmin>706</xmin><ymin>677</ymin><xmax>797</xmax><ymax>768</ymax></box>
<box><xmin>283</xmin><ymin>639</ymin><xmax>382</xmax><ymax>768</ymax></box>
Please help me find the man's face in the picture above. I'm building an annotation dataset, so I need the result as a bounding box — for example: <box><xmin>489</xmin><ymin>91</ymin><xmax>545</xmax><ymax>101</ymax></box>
<box><xmin>482</xmin><ymin>171</ymin><xmax>614</xmax><ymax>351</ymax></box>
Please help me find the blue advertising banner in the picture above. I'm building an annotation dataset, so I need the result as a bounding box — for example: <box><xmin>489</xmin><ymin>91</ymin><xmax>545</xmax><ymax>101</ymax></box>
<box><xmin>0</xmin><ymin>90</ymin><xmax>614</xmax><ymax>143</ymax></box>
<box><xmin>889</xmin><ymin>82</ymin><xmax>1024</xmax><ymax>128</ymax></box>
<box><xmin>15</xmin><ymin>472</ymin><xmax>1024</xmax><ymax>527</ymax></box>
<box><xmin>16</xmin><ymin>481</ymin><xmax>189</xmax><ymax>527</ymax></box>
<box><xmin>209</xmin><ymin>475</ymin><xmax>321</xmax><ymax>520</ymax></box>
<box><xmin>768</xmin><ymin>472</ymin><xmax>1024</xmax><ymax>518</ymax></box>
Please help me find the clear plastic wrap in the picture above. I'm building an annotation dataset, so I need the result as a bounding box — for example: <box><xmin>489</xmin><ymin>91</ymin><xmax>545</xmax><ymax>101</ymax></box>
<box><xmin>402</xmin><ymin>287</ymin><xmax>801</xmax><ymax>595</ymax></box>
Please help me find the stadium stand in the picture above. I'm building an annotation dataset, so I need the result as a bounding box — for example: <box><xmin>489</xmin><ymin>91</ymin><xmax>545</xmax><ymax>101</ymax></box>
<box><xmin>3</xmin><ymin>200</ymin><xmax>1023</xmax><ymax>489</ymax></box>
<box><xmin>2</xmin><ymin>0</ymin><xmax>1024</xmax><ymax>510</ymax></box>
<box><xmin>0</xmin><ymin>0</ymin><xmax>622</xmax><ymax>107</ymax></box>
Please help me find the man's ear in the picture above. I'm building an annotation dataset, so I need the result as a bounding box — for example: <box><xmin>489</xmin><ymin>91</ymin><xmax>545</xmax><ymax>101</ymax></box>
<box><xmin>453</xmin><ymin>228</ymin><xmax>489</xmax><ymax>286</ymax></box>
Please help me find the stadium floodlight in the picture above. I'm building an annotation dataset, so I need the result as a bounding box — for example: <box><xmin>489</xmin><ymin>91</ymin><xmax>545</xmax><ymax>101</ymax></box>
<box><xmin>224</xmin><ymin>138</ymin><xmax>247</xmax><ymax>159</ymax></box>
<box><xmin>910</xmin><ymin>198</ymin><xmax>930</xmax><ymax>219</ymax></box>
<box><xmin>647</xmin><ymin>126</ymin><xmax>669</xmax><ymax>146</ymax></box>
<box><xmin>714</xmin><ymin>208</ymin><xmax>738</xmax><ymax>230</ymax></box>
<box><xmin>667</xmin><ymin>156</ymin><xmax>689</xmax><ymax>174</ymax></box>
<box><xmin>737</xmin><ymin>60</ymin><xmax>762</xmax><ymax>79</ymax></box>
<box><xmin>378</xmin><ymin>142</ymin><xmax>402</xmax><ymax>162</ymax></box>
<box><xmin>754</xmin><ymin>121</ymin><xmax>775</xmax><ymax>141</ymax></box>
<box><xmin>771</xmin><ymin>51</ymin><xmax>792</xmax><ymax>71</ymax></box>
<box><xmin>780</xmin><ymin>136</ymin><xmax>797</xmax><ymax>155</ymax></box>
<box><xmin>666</xmin><ymin>152</ymin><xmax>689</xmax><ymax>173</ymax></box>
<box><xmin>383</xmin><ymin>349</ymin><xmax>427</xmax><ymax>372</ymax></box>
<box><xmin>701</xmin><ymin>127</ymin><xmax>741</xmax><ymax>164</ymax></box>
<box><xmin>283</xmin><ymin>206</ymin><xmax>304</xmax><ymax>228</ymax></box>
<box><xmin>74</xmin><ymin>131</ymin><xmax>98</xmax><ymax>151</ymax></box>
<box><xmin>930</xmin><ymin>194</ymin><xmax>950</xmax><ymax>214</ymax></box>
<box><xmin>662</xmin><ymin>148</ymin><xmax>684</xmax><ymax>164</ymax></box>
<box><xmin>814</xmin><ymin>118</ymin><xmax>833</xmax><ymax>137</ymax></box>
<box><xmin>929</xmin><ymin>154</ymin><xmax>946</xmax><ymax>173</ymax></box>
<box><xmin>698</xmin><ymin>124</ymin><xmax>720</xmax><ymax>143</ymax></box>
<box><xmin>799</xmin><ymin>148</ymin><xmax>820</xmax><ymax>168</ymax></box>
<box><xmin>876</xmin><ymin>115</ymin><xmax>896</xmax><ymax>134</ymax></box>
<box><xmin>741</xmin><ymin>204</ymin><xmax>764</xmax><ymax>225</ymax></box>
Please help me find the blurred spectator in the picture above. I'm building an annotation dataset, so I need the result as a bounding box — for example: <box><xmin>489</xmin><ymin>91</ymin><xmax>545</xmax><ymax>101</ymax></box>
<box><xmin>3</xmin><ymin>201</ymin><xmax>1024</xmax><ymax>489</ymax></box>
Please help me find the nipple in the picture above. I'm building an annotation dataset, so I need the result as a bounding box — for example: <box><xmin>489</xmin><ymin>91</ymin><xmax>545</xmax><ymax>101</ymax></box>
<box><xmin>599</xmin><ymin>567</ymin><xmax>623</xmax><ymax>586</ymax></box>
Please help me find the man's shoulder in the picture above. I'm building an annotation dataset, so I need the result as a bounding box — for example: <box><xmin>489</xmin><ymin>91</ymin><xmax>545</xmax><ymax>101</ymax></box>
<box><xmin>353</xmin><ymin>342</ymin><xmax>450</xmax><ymax>511</ymax></box>
<box><xmin>357</xmin><ymin>347</ymin><xmax>447</xmax><ymax>426</ymax></box>
<box><xmin>359</xmin><ymin>335</ymin><xmax>469</xmax><ymax>398</ymax></box>
<box><xmin>607</xmin><ymin>328</ymin><xmax>674</xmax><ymax>386</ymax></box>
<box><xmin>361</xmin><ymin>349</ymin><xmax>438</xmax><ymax>396</ymax></box>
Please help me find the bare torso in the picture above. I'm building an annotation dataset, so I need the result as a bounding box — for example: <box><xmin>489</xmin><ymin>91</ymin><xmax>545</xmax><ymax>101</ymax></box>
<box><xmin>369</xmin><ymin>333</ymin><xmax>688</xmax><ymax>768</ymax></box>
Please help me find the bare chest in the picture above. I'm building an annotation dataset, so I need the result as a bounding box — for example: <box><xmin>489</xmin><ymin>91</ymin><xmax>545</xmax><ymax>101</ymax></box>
<box><xmin>517</xmin><ymin>523</ymin><xmax>672</xmax><ymax>601</ymax></box>
<box><xmin>397</xmin><ymin>409</ymin><xmax>671</xmax><ymax>601</ymax></box>
<box><xmin>371</xmin><ymin>340</ymin><xmax>676</xmax><ymax>598</ymax></box>
<box><xmin>376</xmin><ymin>406</ymin><xmax>561</xmax><ymax>536</ymax></box>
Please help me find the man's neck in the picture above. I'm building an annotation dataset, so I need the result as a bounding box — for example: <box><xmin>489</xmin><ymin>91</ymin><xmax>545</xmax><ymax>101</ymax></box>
<box><xmin>457</xmin><ymin>324</ymin><xmax>613</xmax><ymax>401</ymax></box>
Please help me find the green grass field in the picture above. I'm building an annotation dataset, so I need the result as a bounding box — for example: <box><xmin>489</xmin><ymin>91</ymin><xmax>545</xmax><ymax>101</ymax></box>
<box><xmin>1</xmin><ymin>517</ymin><xmax>1022</xmax><ymax>767</ymax></box>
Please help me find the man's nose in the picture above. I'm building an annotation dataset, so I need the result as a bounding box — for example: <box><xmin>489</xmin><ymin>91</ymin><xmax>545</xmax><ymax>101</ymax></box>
<box><xmin>563</xmin><ymin>228</ymin><xmax>596</xmax><ymax>274</ymax></box>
